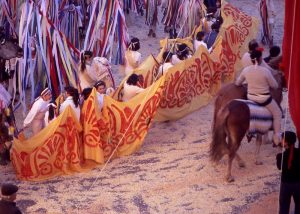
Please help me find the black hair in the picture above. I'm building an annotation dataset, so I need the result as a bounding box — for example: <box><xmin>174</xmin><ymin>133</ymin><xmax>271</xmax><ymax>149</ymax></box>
<box><xmin>80</xmin><ymin>50</ymin><xmax>93</xmax><ymax>72</ymax></box>
<box><xmin>269</xmin><ymin>46</ymin><xmax>281</xmax><ymax>57</ymax></box>
<box><xmin>128</xmin><ymin>37</ymin><xmax>140</xmax><ymax>51</ymax></box>
<box><xmin>65</xmin><ymin>86</ymin><xmax>79</xmax><ymax>107</ymax></box>
<box><xmin>211</xmin><ymin>22</ymin><xmax>220</xmax><ymax>32</ymax></box>
<box><xmin>282</xmin><ymin>131</ymin><xmax>297</xmax><ymax>145</ymax></box>
<box><xmin>48</xmin><ymin>102</ymin><xmax>56</xmax><ymax>122</ymax></box>
<box><xmin>94</xmin><ymin>80</ymin><xmax>106</xmax><ymax>89</ymax></box>
<box><xmin>126</xmin><ymin>74</ymin><xmax>139</xmax><ymax>86</ymax></box>
<box><xmin>81</xmin><ymin>87</ymin><xmax>93</xmax><ymax>100</ymax></box>
<box><xmin>250</xmin><ymin>49</ymin><xmax>262</xmax><ymax>64</ymax></box>
<box><xmin>196</xmin><ymin>31</ymin><xmax>205</xmax><ymax>41</ymax></box>
<box><xmin>162</xmin><ymin>51</ymin><xmax>173</xmax><ymax>62</ymax></box>
<box><xmin>216</xmin><ymin>16</ymin><xmax>223</xmax><ymax>25</ymax></box>
<box><xmin>248</xmin><ymin>40</ymin><xmax>259</xmax><ymax>52</ymax></box>
<box><xmin>176</xmin><ymin>44</ymin><xmax>190</xmax><ymax>60</ymax></box>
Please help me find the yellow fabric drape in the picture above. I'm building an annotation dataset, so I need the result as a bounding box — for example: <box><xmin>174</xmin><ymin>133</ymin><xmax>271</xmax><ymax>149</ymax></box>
<box><xmin>11</xmin><ymin>1</ymin><xmax>259</xmax><ymax>181</ymax></box>
<box><xmin>82</xmin><ymin>79</ymin><xmax>165</xmax><ymax>163</ymax></box>
<box><xmin>11</xmin><ymin>107</ymin><xmax>84</xmax><ymax>181</ymax></box>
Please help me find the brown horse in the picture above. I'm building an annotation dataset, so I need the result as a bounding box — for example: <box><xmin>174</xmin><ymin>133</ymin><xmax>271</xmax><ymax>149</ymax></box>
<box><xmin>210</xmin><ymin>72</ymin><xmax>283</xmax><ymax>182</ymax></box>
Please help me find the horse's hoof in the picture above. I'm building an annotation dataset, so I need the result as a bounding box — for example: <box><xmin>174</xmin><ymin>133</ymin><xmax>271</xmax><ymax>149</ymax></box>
<box><xmin>226</xmin><ymin>175</ymin><xmax>235</xmax><ymax>183</ymax></box>
<box><xmin>255</xmin><ymin>160</ymin><xmax>263</xmax><ymax>165</ymax></box>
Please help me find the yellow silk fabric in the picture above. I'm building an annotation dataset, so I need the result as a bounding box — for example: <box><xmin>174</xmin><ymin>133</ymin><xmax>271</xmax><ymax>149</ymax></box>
<box><xmin>11</xmin><ymin>107</ymin><xmax>85</xmax><ymax>181</ymax></box>
<box><xmin>11</xmin><ymin>1</ymin><xmax>259</xmax><ymax>181</ymax></box>
<box><xmin>82</xmin><ymin>79</ymin><xmax>165</xmax><ymax>164</ymax></box>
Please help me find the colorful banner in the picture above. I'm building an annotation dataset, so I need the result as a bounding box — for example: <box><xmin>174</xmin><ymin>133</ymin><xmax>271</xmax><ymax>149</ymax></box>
<box><xmin>10</xmin><ymin>1</ymin><xmax>260</xmax><ymax>181</ymax></box>
<box><xmin>82</xmin><ymin>79</ymin><xmax>164</xmax><ymax>163</ymax></box>
<box><xmin>11</xmin><ymin>107</ymin><xmax>84</xmax><ymax>181</ymax></box>
<box><xmin>219</xmin><ymin>1</ymin><xmax>259</xmax><ymax>82</ymax></box>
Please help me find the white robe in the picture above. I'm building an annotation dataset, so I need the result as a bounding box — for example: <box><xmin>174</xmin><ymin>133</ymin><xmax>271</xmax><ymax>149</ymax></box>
<box><xmin>194</xmin><ymin>40</ymin><xmax>208</xmax><ymax>52</ymax></box>
<box><xmin>157</xmin><ymin>62</ymin><xmax>173</xmax><ymax>79</ymax></box>
<box><xmin>59</xmin><ymin>97</ymin><xmax>81</xmax><ymax>121</ymax></box>
<box><xmin>96</xmin><ymin>92</ymin><xmax>105</xmax><ymax>112</ymax></box>
<box><xmin>124</xmin><ymin>50</ymin><xmax>142</xmax><ymax>76</ymax></box>
<box><xmin>122</xmin><ymin>82</ymin><xmax>145</xmax><ymax>102</ymax></box>
<box><xmin>24</xmin><ymin>98</ymin><xmax>49</xmax><ymax>135</ymax></box>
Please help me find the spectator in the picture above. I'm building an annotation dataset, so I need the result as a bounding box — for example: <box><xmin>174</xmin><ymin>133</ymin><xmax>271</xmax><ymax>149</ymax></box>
<box><xmin>0</xmin><ymin>183</ymin><xmax>22</xmax><ymax>213</ymax></box>
<box><xmin>276</xmin><ymin>131</ymin><xmax>300</xmax><ymax>214</ymax></box>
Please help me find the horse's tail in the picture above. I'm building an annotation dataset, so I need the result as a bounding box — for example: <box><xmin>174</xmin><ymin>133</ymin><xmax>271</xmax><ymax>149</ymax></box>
<box><xmin>210</xmin><ymin>105</ymin><xmax>230</xmax><ymax>163</ymax></box>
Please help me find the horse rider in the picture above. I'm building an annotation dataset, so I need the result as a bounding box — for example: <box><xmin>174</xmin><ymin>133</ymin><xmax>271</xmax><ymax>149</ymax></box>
<box><xmin>235</xmin><ymin>49</ymin><xmax>282</xmax><ymax>145</ymax></box>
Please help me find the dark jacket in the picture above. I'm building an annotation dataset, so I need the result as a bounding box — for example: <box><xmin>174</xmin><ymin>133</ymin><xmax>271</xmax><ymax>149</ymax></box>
<box><xmin>276</xmin><ymin>148</ymin><xmax>300</xmax><ymax>183</ymax></box>
<box><xmin>0</xmin><ymin>200</ymin><xmax>22</xmax><ymax>214</ymax></box>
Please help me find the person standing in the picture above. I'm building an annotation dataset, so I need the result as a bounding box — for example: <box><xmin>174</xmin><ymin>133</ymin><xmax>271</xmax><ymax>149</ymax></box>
<box><xmin>78</xmin><ymin>50</ymin><xmax>98</xmax><ymax>91</ymax></box>
<box><xmin>0</xmin><ymin>183</ymin><xmax>22</xmax><ymax>214</ymax></box>
<box><xmin>124</xmin><ymin>38</ymin><xmax>142</xmax><ymax>76</ymax></box>
<box><xmin>59</xmin><ymin>86</ymin><xmax>80</xmax><ymax>121</ymax></box>
<box><xmin>259</xmin><ymin>0</ymin><xmax>275</xmax><ymax>47</ymax></box>
<box><xmin>23</xmin><ymin>88</ymin><xmax>52</xmax><ymax>135</ymax></box>
<box><xmin>276</xmin><ymin>131</ymin><xmax>300</xmax><ymax>214</ymax></box>
<box><xmin>145</xmin><ymin>0</ymin><xmax>161</xmax><ymax>38</ymax></box>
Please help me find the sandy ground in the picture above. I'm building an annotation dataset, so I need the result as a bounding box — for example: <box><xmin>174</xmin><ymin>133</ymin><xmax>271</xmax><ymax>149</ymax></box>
<box><xmin>1</xmin><ymin>0</ymin><xmax>298</xmax><ymax>213</ymax></box>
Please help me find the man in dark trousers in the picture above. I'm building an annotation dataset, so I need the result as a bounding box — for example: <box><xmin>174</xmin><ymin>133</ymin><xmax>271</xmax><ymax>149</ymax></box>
<box><xmin>276</xmin><ymin>131</ymin><xmax>300</xmax><ymax>214</ymax></box>
<box><xmin>0</xmin><ymin>183</ymin><xmax>22</xmax><ymax>214</ymax></box>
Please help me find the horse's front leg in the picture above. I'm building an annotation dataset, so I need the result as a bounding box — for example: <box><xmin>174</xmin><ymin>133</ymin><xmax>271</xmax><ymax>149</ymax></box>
<box><xmin>255</xmin><ymin>134</ymin><xmax>263</xmax><ymax>165</ymax></box>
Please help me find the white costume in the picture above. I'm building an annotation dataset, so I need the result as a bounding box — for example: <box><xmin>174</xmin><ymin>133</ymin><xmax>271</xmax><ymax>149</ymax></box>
<box><xmin>124</xmin><ymin>50</ymin><xmax>142</xmax><ymax>76</ymax></box>
<box><xmin>24</xmin><ymin>98</ymin><xmax>49</xmax><ymax>135</ymax></box>
<box><xmin>194</xmin><ymin>40</ymin><xmax>208</xmax><ymax>52</ymax></box>
<box><xmin>122</xmin><ymin>82</ymin><xmax>145</xmax><ymax>102</ymax></box>
<box><xmin>171</xmin><ymin>54</ymin><xmax>192</xmax><ymax>65</ymax></box>
<box><xmin>59</xmin><ymin>97</ymin><xmax>81</xmax><ymax>121</ymax></box>
<box><xmin>78</xmin><ymin>62</ymin><xmax>98</xmax><ymax>90</ymax></box>
<box><xmin>157</xmin><ymin>62</ymin><xmax>173</xmax><ymax>79</ymax></box>
<box><xmin>96</xmin><ymin>92</ymin><xmax>105</xmax><ymax>112</ymax></box>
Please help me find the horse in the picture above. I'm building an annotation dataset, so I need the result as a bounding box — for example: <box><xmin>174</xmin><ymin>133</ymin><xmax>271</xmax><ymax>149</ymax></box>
<box><xmin>0</xmin><ymin>27</ymin><xmax>23</xmax><ymax>60</ymax></box>
<box><xmin>210</xmin><ymin>71</ymin><xmax>283</xmax><ymax>182</ymax></box>
<box><xmin>0</xmin><ymin>27</ymin><xmax>23</xmax><ymax>82</ymax></box>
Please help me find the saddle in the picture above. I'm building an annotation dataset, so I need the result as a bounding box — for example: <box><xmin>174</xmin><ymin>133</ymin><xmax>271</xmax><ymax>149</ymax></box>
<box><xmin>235</xmin><ymin>99</ymin><xmax>273</xmax><ymax>137</ymax></box>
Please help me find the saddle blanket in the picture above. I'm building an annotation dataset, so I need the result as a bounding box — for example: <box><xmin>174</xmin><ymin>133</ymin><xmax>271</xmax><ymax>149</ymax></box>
<box><xmin>235</xmin><ymin>99</ymin><xmax>273</xmax><ymax>135</ymax></box>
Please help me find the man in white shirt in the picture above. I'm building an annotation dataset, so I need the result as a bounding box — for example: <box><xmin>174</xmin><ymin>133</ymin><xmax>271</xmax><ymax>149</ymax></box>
<box><xmin>24</xmin><ymin>88</ymin><xmax>52</xmax><ymax>135</ymax></box>
<box><xmin>122</xmin><ymin>74</ymin><xmax>145</xmax><ymax>102</ymax></box>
